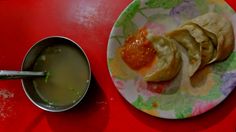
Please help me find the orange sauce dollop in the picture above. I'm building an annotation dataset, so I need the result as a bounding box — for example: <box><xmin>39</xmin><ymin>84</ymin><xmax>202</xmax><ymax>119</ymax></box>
<box><xmin>120</xmin><ymin>28</ymin><xmax>156</xmax><ymax>70</ymax></box>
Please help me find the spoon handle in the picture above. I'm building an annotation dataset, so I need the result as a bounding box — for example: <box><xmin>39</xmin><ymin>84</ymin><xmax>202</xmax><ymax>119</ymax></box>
<box><xmin>0</xmin><ymin>70</ymin><xmax>46</xmax><ymax>79</ymax></box>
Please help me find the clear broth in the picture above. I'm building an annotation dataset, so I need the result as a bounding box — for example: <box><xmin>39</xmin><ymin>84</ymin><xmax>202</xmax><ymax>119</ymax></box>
<box><xmin>33</xmin><ymin>44</ymin><xmax>90</xmax><ymax>106</ymax></box>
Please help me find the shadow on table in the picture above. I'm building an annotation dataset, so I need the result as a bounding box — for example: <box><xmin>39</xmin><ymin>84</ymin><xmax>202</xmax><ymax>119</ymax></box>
<box><xmin>25</xmin><ymin>75</ymin><xmax>109</xmax><ymax>132</ymax></box>
<box><xmin>125</xmin><ymin>89</ymin><xmax>236</xmax><ymax>131</ymax></box>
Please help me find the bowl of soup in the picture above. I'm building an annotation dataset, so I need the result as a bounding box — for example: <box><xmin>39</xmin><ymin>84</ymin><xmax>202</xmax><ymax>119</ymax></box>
<box><xmin>21</xmin><ymin>36</ymin><xmax>91</xmax><ymax>112</ymax></box>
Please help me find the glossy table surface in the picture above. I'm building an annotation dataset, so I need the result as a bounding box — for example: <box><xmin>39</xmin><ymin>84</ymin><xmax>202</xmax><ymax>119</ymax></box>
<box><xmin>0</xmin><ymin>0</ymin><xmax>235</xmax><ymax>131</ymax></box>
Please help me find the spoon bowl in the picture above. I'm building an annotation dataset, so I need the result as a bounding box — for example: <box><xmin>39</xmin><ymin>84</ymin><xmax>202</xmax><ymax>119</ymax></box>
<box><xmin>12</xmin><ymin>36</ymin><xmax>91</xmax><ymax>112</ymax></box>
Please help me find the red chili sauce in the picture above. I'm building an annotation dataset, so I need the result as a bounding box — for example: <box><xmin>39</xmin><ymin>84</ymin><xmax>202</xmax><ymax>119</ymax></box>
<box><xmin>120</xmin><ymin>28</ymin><xmax>156</xmax><ymax>70</ymax></box>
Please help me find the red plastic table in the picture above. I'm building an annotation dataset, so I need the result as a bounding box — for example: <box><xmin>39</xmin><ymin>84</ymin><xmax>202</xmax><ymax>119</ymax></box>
<box><xmin>0</xmin><ymin>0</ymin><xmax>235</xmax><ymax>131</ymax></box>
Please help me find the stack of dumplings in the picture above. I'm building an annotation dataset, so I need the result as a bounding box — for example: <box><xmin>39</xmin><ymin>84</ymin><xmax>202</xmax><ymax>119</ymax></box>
<box><xmin>144</xmin><ymin>12</ymin><xmax>234</xmax><ymax>82</ymax></box>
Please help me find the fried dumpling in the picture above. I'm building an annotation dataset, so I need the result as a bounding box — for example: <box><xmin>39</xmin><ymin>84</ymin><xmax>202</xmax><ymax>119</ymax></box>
<box><xmin>189</xmin><ymin>12</ymin><xmax>234</xmax><ymax>62</ymax></box>
<box><xmin>181</xmin><ymin>23</ymin><xmax>215</xmax><ymax>68</ymax></box>
<box><xmin>166</xmin><ymin>29</ymin><xmax>201</xmax><ymax>76</ymax></box>
<box><xmin>143</xmin><ymin>36</ymin><xmax>182</xmax><ymax>82</ymax></box>
<box><xmin>119</xmin><ymin>12</ymin><xmax>234</xmax><ymax>82</ymax></box>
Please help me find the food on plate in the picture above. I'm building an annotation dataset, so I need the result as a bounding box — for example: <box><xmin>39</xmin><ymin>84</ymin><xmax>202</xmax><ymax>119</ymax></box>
<box><xmin>120</xmin><ymin>12</ymin><xmax>234</xmax><ymax>82</ymax></box>
<box><xmin>181</xmin><ymin>23</ymin><xmax>215</xmax><ymax>68</ymax></box>
<box><xmin>166</xmin><ymin>12</ymin><xmax>234</xmax><ymax>77</ymax></box>
<box><xmin>120</xmin><ymin>28</ymin><xmax>182</xmax><ymax>82</ymax></box>
<box><xmin>188</xmin><ymin>12</ymin><xmax>234</xmax><ymax>63</ymax></box>
<box><xmin>120</xmin><ymin>28</ymin><xmax>157</xmax><ymax>70</ymax></box>
<box><xmin>143</xmin><ymin>36</ymin><xmax>182</xmax><ymax>82</ymax></box>
<box><xmin>166</xmin><ymin>29</ymin><xmax>201</xmax><ymax>76</ymax></box>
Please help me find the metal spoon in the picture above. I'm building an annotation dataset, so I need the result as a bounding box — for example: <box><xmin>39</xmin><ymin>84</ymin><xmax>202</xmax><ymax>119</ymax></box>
<box><xmin>0</xmin><ymin>70</ymin><xmax>46</xmax><ymax>79</ymax></box>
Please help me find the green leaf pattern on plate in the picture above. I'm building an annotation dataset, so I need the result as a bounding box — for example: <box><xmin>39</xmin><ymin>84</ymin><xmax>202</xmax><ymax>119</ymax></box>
<box><xmin>198</xmin><ymin>78</ymin><xmax>222</xmax><ymax>101</ymax></box>
<box><xmin>213</xmin><ymin>52</ymin><xmax>236</xmax><ymax>73</ymax></box>
<box><xmin>115</xmin><ymin>0</ymin><xmax>141</xmax><ymax>28</ymax></box>
<box><xmin>145</xmin><ymin>0</ymin><xmax>183</xmax><ymax>9</ymax></box>
<box><xmin>213</xmin><ymin>3</ymin><xmax>235</xmax><ymax>14</ymax></box>
<box><xmin>133</xmin><ymin>95</ymin><xmax>158</xmax><ymax>110</ymax></box>
<box><xmin>123</xmin><ymin>20</ymin><xmax>138</xmax><ymax>38</ymax></box>
<box><xmin>194</xmin><ymin>0</ymin><xmax>209</xmax><ymax>13</ymax></box>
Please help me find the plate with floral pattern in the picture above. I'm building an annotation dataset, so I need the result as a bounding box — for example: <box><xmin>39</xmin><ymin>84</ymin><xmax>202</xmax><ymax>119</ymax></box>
<box><xmin>107</xmin><ymin>0</ymin><xmax>236</xmax><ymax>119</ymax></box>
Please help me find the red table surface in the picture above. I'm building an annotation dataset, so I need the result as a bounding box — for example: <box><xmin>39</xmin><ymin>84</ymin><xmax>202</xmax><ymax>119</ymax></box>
<box><xmin>0</xmin><ymin>0</ymin><xmax>235</xmax><ymax>132</ymax></box>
